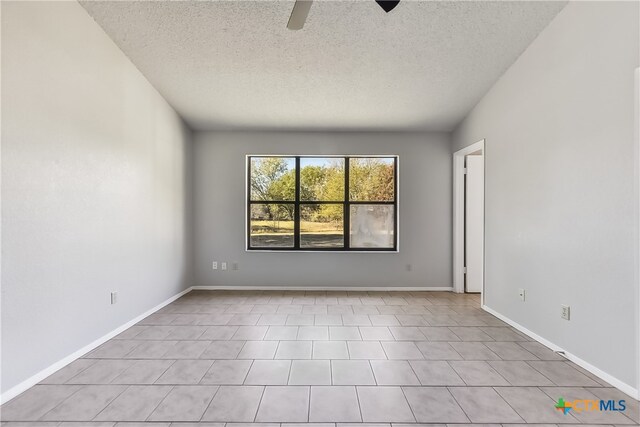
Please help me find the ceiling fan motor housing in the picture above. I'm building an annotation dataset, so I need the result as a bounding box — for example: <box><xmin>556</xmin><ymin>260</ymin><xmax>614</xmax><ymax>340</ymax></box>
<box><xmin>376</xmin><ymin>1</ymin><xmax>401</xmax><ymax>13</ymax></box>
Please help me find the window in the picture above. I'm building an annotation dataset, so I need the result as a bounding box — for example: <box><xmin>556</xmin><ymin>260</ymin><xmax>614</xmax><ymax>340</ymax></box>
<box><xmin>247</xmin><ymin>156</ymin><xmax>398</xmax><ymax>251</ymax></box>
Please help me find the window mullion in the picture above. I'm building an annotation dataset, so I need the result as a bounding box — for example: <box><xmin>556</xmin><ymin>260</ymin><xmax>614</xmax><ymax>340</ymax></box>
<box><xmin>344</xmin><ymin>157</ymin><xmax>350</xmax><ymax>250</ymax></box>
<box><xmin>294</xmin><ymin>157</ymin><xmax>301</xmax><ymax>249</ymax></box>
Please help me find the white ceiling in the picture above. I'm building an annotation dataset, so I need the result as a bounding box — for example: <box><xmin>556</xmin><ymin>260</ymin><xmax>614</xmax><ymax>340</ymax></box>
<box><xmin>81</xmin><ymin>0</ymin><xmax>566</xmax><ymax>131</ymax></box>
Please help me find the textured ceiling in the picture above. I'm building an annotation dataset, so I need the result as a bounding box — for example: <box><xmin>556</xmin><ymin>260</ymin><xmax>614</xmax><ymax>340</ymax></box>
<box><xmin>80</xmin><ymin>0</ymin><xmax>566</xmax><ymax>131</ymax></box>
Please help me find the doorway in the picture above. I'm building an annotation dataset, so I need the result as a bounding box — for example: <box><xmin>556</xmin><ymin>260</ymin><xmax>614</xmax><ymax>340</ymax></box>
<box><xmin>453</xmin><ymin>140</ymin><xmax>485</xmax><ymax>299</ymax></box>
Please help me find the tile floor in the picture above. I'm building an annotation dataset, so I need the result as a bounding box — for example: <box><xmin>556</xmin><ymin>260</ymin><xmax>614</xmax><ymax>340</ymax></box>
<box><xmin>1</xmin><ymin>290</ymin><xmax>638</xmax><ymax>426</ymax></box>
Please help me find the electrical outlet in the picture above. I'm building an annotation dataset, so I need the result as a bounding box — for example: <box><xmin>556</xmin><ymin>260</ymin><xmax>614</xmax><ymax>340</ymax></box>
<box><xmin>111</xmin><ymin>292</ymin><xmax>118</xmax><ymax>305</ymax></box>
<box><xmin>221</xmin><ymin>262</ymin><xmax>227</xmax><ymax>271</ymax></box>
<box><xmin>518</xmin><ymin>288</ymin><xmax>526</xmax><ymax>301</ymax></box>
<box><xmin>561</xmin><ymin>305</ymin><xmax>570</xmax><ymax>320</ymax></box>
<box><xmin>212</xmin><ymin>261</ymin><xmax>218</xmax><ymax>270</ymax></box>
<box><xmin>232</xmin><ymin>262</ymin><xmax>239</xmax><ymax>271</ymax></box>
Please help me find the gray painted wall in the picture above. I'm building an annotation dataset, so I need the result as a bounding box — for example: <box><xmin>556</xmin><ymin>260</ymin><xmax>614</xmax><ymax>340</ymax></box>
<box><xmin>193</xmin><ymin>131</ymin><xmax>451</xmax><ymax>288</ymax></box>
<box><xmin>1</xmin><ymin>1</ymin><xmax>193</xmax><ymax>394</ymax></box>
<box><xmin>452</xmin><ymin>2</ymin><xmax>639</xmax><ymax>390</ymax></box>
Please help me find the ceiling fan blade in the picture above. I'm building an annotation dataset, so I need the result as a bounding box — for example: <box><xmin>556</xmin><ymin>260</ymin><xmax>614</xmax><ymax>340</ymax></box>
<box><xmin>375</xmin><ymin>0</ymin><xmax>400</xmax><ymax>13</ymax></box>
<box><xmin>287</xmin><ymin>0</ymin><xmax>313</xmax><ymax>30</ymax></box>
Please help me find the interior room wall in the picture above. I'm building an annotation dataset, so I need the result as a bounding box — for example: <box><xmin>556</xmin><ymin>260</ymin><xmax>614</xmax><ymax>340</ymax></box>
<box><xmin>452</xmin><ymin>1</ymin><xmax>639</xmax><ymax>394</ymax></box>
<box><xmin>193</xmin><ymin>131</ymin><xmax>452</xmax><ymax>289</ymax></box>
<box><xmin>1</xmin><ymin>1</ymin><xmax>193</xmax><ymax>396</ymax></box>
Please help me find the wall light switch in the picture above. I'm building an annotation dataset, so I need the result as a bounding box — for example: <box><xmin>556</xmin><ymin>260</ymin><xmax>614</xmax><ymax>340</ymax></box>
<box><xmin>221</xmin><ymin>262</ymin><xmax>227</xmax><ymax>271</ymax></box>
<box><xmin>111</xmin><ymin>292</ymin><xmax>118</xmax><ymax>305</ymax></box>
<box><xmin>212</xmin><ymin>261</ymin><xmax>218</xmax><ymax>270</ymax></box>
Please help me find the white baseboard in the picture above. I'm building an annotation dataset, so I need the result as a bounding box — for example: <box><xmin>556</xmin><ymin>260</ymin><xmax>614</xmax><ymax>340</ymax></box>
<box><xmin>482</xmin><ymin>304</ymin><xmax>639</xmax><ymax>400</ymax></box>
<box><xmin>192</xmin><ymin>285</ymin><xmax>454</xmax><ymax>292</ymax></box>
<box><xmin>0</xmin><ymin>286</ymin><xmax>193</xmax><ymax>405</ymax></box>
<box><xmin>481</xmin><ymin>305</ymin><xmax>563</xmax><ymax>352</ymax></box>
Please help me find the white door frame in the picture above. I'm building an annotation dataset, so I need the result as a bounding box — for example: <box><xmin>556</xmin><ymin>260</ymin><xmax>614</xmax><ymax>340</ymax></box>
<box><xmin>634</xmin><ymin>67</ymin><xmax>639</xmax><ymax>400</ymax></box>
<box><xmin>453</xmin><ymin>139</ymin><xmax>485</xmax><ymax>296</ymax></box>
